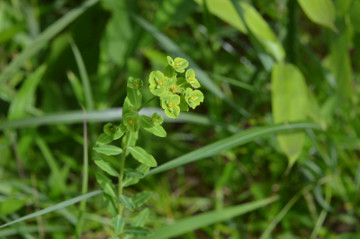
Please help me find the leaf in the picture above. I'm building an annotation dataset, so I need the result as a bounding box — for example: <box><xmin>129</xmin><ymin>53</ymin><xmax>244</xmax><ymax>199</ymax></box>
<box><xmin>140</xmin><ymin>115</ymin><xmax>167</xmax><ymax>137</ymax></box>
<box><xmin>127</xmin><ymin>87</ymin><xmax>142</xmax><ymax>109</ymax></box>
<box><xmin>194</xmin><ymin>0</ymin><xmax>285</xmax><ymax>62</ymax></box>
<box><xmin>124</xmin><ymin>168</ymin><xmax>144</xmax><ymax>178</ymax></box>
<box><xmin>0</xmin><ymin>198</ymin><xmax>28</xmax><ymax>216</ymax></box>
<box><xmin>146</xmin><ymin>196</ymin><xmax>278</xmax><ymax>239</ymax></box>
<box><xmin>0</xmin><ymin>0</ymin><xmax>100</xmax><ymax>83</ymax></box>
<box><xmin>93</xmin><ymin>157</ymin><xmax>118</xmax><ymax>177</ymax></box>
<box><xmin>297</xmin><ymin>0</ymin><xmax>336</xmax><ymax>31</ymax></box>
<box><xmin>119</xmin><ymin>195</ymin><xmax>135</xmax><ymax>211</ymax></box>
<box><xmin>8</xmin><ymin>65</ymin><xmax>46</xmax><ymax>120</ymax></box>
<box><xmin>95</xmin><ymin>173</ymin><xmax>117</xmax><ymax>198</ymax></box>
<box><xmin>96</xmin><ymin>133</ymin><xmax>113</xmax><ymax>145</ymax></box>
<box><xmin>133</xmin><ymin>208</ymin><xmax>150</xmax><ymax>227</ymax></box>
<box><xmin>113</xmin><ymin>215</ymin><xmax>125</xmax><ymax>235</ymax></box>
<box><xmin>132</xmin><ymin>192</ymin><xmax>152</xmax><ymax>208</ymax></box>
<box><xmin>93</xmin><ymin>144</ymin><xmax>123</xmax><ymax>156</ymax></box>
<box><xmin>271</xmin><ymin>63</ymin><xmax>308</xmax><ymax>168</ymax></box>
<box><xmin>126</xmin><ymin>227</ymin><xmax>150</xmax><ymax>236</ymax></box>
<box><xmin>128</xmin><ymin>146</ymin><xmax>157</xmax><ymax>167</ymax></box>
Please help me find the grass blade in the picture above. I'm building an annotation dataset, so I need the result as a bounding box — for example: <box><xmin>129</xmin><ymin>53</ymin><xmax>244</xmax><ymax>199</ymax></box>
<box><xmin>147</xmin><ymin>196</ymin><xmax>279</xmax><ymax>239</ymax></box>
<box><xmin>0</xmin><ymin>190</ymin><xmax>102</xmax><ymax>229</ymax></box>
<box><xmin>0</xmin><ymin>0</ymin><xmax>99</xmax><ymax>83</ymax></box>
<box><xmin>69</xmin><ymin>38</ymin><xmax>94</xmax><ymax>110</ymax></box>
<box><xmin>0</xmin><ymin>108</ymin><xmax>233</xmax><ymax>131</ymax></box>
<box><xmin>148</xmin><ymin>123</ymin><xmax>322</xmax><ymax>176</ymax></box>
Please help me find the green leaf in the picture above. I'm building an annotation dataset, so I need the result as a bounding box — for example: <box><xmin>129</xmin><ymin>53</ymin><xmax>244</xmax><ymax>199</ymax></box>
<box><xmin>93</xmin><ymin>157</ymin><xmax>118</xmax><ymax>177</ymax></box>
<box><xmin>127</xmin><ymin>87</ymin><xmax>142</xmax><ymax>109</ymax></box>
<box><xmin>184</xmin><ymin>88</ymin><xmax>204</xmax><ymax>109</ymax></box>
<box><xmin>93</xmin><ymin>144</ymin><xmax>123</xmax><ymax>156</ymax></box>
<box><xmin>271</xmin><ymin>63</ymin><xmax>308</xmax><ymax>168</ymax></box>
<box><xmin>96</xmin><ymin>133</ymin><xmax>113</xmax><ymax>145</ymax></box>
<box><xmin>128</xmin><ymin>146</ymin><xmax>157</xmax><ymax>167</ymax></box>
<box><xmin>140</xmin><ymin>115</ymin><xmax>167</xmax><ymax>137</ymax></box>
<box><xmin>119</xmin><ymin>195</ymin><xmax>135</xmax><ymax>211</ymax></box>
<box><xmin>146</xmin><ymin>196</ymin><xmax>278</xmax><ymax>239</ymax></box>
<box><xmin>124</xmin><ymin>168</ymin><xmax>145</xmax><ymax>178</ymax></box>
<box><xmin>297</xmin><ymin>0</ymin><xmax>336</xmax><ymax>31</ymax></box>
<box><xmin>126</xmin><ymin>227</ymin><xmax>150</xmax><ymax>236</ymax></box>
<box><xmin>133</xmin><ymin>208</ymin><xmax>150</xmax><ymax>227</ymax></box>
<box><xmin>8</xmin><ymin>65</ymin><xmax>46</xmax><ymax>120</ymax></box>
<box><xmin>0</xmin><ymin>198</ymin><xmax>28</xmax><ymax>216</ymax></box>
<box><xmin>113</xmin><ymin>215</ymin><xmax>125</xmax><ymax>235</ymax></box>
<box><xmin>95</xmin><ymin>173</ymin><xmax>117</xmax><ymax>198</ymax></box>
<box><xmin>123</xmin><ymin>164</ymin><xmax>150</xmax><ymax>187</ymax></box>
<box><xmin>132</xmin><ymin>192</ymin><xmax>152</xmax><ymax>208</ymax></box>
<box><xmin>194</xmin><ymin>0</ymin><xmax>285</xmax><ymax>62</ymax></box>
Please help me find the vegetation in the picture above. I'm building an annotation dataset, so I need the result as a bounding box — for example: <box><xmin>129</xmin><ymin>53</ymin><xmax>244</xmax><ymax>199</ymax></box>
<box><xmin>0</xmin><ymin>0</ymin><xmax>359</xmax><ymax>238</ymax></box>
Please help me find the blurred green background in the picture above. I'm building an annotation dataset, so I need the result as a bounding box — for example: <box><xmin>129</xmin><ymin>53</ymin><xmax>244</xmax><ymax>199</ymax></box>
<box><xmin>1</xmin><ymin>0</ymin><xmax>360</xmax><ymax>238</ymax></box>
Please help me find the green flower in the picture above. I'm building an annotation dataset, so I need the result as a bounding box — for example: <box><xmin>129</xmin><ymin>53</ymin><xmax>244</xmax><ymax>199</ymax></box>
<box><xmin>185</xmin><ymin>69</ymin><xmax>200</xmax><ymax>88</ymax></box>
<box><xmin>184</xmin><ymin>88</ymin><xmax>204</xmax><ymax>109</ymax></box>
<box><xmin>149</xmin><ymin>71</ymin><xmax>172</xmax><ymax>96</ymax></box>
<box><xmin>167</xmin><ymin>56</ymin><xmax>189</xmax><ymax>73</ymax></box>
<box><xmin>151</xmin><ymin>113</ymin><xmax>164</xmax><ymax>126</ymax></box>
<box><xmin>127</xmin><ymin>77</ymin><xmax>143</xmax><ymax>90</ymax></box>
<box><xmin>123</xmin><ymin>111</ymin><xmax>140</xmax><ymax>132</ymax></box>
<box><xmin>161</xmin><ymin>94</ymin><xmax>181</xmax><ymax>118</ymax></box>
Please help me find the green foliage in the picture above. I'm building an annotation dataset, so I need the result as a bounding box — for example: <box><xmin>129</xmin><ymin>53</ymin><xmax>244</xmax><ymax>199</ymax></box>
<box><xmin>2</xmin><ymin>0</ymin><xmax>360</xmax><ymax>238</ymax></box>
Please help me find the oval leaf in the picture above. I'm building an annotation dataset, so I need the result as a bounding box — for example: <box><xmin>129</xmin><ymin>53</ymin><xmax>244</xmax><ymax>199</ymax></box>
<box><xmin>93</xmin><ymin>144</ymin><xmax>122</xmax><ymax>156</ymax></box>
<box><xmin>140</xmin><ymin>115</ymin><xmax>167</xmax><ymax>137</ymax></box>
<box><xmin>113</xmin><ymin>215</ymin><xmax>125</xmax><ymax>235</ymax></box>
<box><xmin>297</xmin><ymin>0</ymin><xmax>336</xmax><ymax>31</ymax></box>
<box><xmin>128</xmin><ymin>146</ymin><xmax>157</xmax><ymax>167</ymax></box>
<box><xmin>271</xmin><ymin>63</ymin><xmax>308</xmax><ymax>168</ymax></box>
<box><xmin>132</xmin><ymin>192</ymin><xmax>152</xmax><ymax>208</ymax></box>
<box><xmin>93</xmin><ymin>157</ymin><xmax>118</xmax><ymax>177</ymax></box>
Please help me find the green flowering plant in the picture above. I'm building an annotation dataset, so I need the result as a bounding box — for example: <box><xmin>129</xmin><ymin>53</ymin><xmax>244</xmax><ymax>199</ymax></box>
<box><xmin>92</xmin><ymin>56</ymin><xmax>204</xmax><ymax>238</ymax></box>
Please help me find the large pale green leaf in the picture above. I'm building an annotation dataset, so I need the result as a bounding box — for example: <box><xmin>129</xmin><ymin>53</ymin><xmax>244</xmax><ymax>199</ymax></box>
<box><xmin>297</xmin><ymin>0</ymin><xmax>336</xmax><ymax>31</ymax></box>
<box><xmin>194</xmin><ymin>0</ymin><xmax>285</xmax><ymax>62</ymax></box>
<box><xmin>146</xmin><ymin>196</ymin><xmax>278</xmax><ymax>239</ymax></box>
<box><xmin>271</xmin><ymin>64</ymin><xmax>308</xmax><ymax>167</ymax></box>
<box><xmin>93</xmin><ymin>144</ymin><xmax>123</xmax><ymax>156</ymax></box>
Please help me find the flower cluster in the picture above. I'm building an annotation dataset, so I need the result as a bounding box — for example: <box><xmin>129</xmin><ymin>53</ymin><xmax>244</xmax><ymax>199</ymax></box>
<box><xmin>149</xmin><ymin>56</ymin><xmax>204</xmax><ymax>118</ymax></box>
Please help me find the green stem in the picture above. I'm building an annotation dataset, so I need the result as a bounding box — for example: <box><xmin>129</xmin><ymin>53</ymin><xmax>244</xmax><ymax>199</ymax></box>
<box><xmin>137</xmin><ymin>96</ymin><xmax>157</xmax><ymax>112</ymax></box>
<box><xmin>118</xmin><ymin>131</ymin><xmax>131</xmax><ymax>238</ymax></box>
<box><xmin>75</xmin><ymin>106</ymin><xmax>89</xmax><ymax>238</ymax></box>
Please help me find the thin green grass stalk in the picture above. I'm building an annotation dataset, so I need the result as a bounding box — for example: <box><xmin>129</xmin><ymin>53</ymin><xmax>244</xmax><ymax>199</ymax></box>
<box><xmin>260</xmin><ymin>184</ymin><xmax>313</xmax><ymax>239</ymax></box>
<box><xmin>310</xmin><ymin>182</ymin><xmax>332</xmax><ymax>239</ymax></box>
<box><xmin>69</xmin><ymin>37</ymin><xmax>94</xmax><ymax>111</ymax></box>
<box><xmin>75</xmin><ymin>106</ymin><xmax>89</xmax><ymax>238</ymax></box>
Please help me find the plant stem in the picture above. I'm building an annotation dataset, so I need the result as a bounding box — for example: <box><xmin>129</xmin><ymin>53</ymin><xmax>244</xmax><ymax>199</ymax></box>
<box><xmin>76</xmin><ymin>106</ymin><xmax>89</xmax><ymax>238</ymax></box>
<box><xmin>118</xmin><ymin>131</ymin><xmax>131</xmax><ymax>237</ymax></box>
<box><xmin>137</xmin><ymin>96</ymin><xmax>157</xmax><ymax>112</ymax></box>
